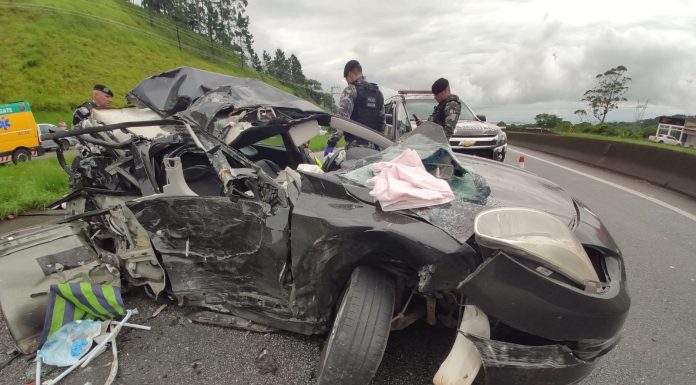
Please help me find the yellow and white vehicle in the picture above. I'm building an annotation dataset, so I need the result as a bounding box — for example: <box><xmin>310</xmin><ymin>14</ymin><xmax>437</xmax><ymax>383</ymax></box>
<box><xmin>0</xmin><ymin>101</ymin><xmax>45</xmax><ymax>164</ymax></box>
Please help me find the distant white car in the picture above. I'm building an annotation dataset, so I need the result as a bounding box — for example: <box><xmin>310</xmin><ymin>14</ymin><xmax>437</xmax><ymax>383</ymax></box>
<box><xmin>648</xmin><ymin>134</ymin><xmax>681</xmax><ymax>146</ymax></box>
<box><xmin>38</xmin><ymin>123</ymin><xmax>80</xmax><ymax>150</ymax></box>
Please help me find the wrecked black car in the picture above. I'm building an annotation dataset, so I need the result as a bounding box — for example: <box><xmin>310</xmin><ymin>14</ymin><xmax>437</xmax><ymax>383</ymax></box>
<box><xmin>0</xmin><ymin>67</ymin><xmax>629</xmax><ymax>385</ymax></box>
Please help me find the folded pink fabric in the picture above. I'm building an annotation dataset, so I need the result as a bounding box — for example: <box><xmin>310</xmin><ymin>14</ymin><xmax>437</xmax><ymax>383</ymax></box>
<box><xmin>368</xmin><ymin>149</ymin><xmax>454</xmax><ymax>211</ymax></box>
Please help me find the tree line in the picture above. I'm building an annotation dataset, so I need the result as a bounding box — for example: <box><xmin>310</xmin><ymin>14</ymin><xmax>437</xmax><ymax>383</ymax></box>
<box><xmin>141</xmin><ymin>0</ymin><xmax>334</xmax><ymax>110</ymax></box>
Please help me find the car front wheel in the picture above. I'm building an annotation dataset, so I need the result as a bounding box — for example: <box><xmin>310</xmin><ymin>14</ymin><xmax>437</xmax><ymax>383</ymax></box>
<box><xmin>317</xmin><ymin>266</ymin><xmax>396</xmax><ymax>385</ymax></box>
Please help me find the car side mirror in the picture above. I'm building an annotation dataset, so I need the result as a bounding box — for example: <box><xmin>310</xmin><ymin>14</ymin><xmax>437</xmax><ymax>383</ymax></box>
<box><xmin>476</xmin><ymin>115</ymin><xmax>486</xmax><ymax>122</ymax></box>
<box><xmin>385</xmin><ymin>114</ymin><xmax>393</xmax><ymax>125</ymax></box>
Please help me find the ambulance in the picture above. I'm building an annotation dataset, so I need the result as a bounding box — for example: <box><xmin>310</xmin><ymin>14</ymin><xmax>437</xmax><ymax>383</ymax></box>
<box><xmin>0</xmin><ymin>101</ymin><xmax>45</xmax><ymax>164</ymax></box>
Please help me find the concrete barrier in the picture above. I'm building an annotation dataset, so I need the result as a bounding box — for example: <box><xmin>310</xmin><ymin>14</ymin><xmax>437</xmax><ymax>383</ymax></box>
<box><xmin>507</xmin><ymin>132</ymin><xmax>696</xmax><ymax>198</ymax></box>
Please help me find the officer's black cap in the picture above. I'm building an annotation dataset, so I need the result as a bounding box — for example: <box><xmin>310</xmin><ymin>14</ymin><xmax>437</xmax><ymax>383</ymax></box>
<box><xmin>431</xmin><ymin>78</ymin><xmax>449</xmax><ymax>95</ymax></box>
<box><xmin>343</xmin><ymin>60</ymin><xmax>362</xmax><ymax>77</ymax></box>
<box><xmin>93</xmin><ymin>84</ymin><xmax>113</xmax><ymax>97</ymax></box>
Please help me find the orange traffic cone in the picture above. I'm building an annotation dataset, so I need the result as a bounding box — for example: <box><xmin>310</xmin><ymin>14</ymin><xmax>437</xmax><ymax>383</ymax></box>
<box><xmin>518</xmin><ymin>155</ymin><xmax>525</xmax><ymax>169</ymax></box>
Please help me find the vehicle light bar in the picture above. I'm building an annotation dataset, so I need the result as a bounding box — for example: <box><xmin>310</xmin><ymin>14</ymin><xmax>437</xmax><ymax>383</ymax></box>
<box><xmin>398</xmin><ymin>90</ymin><xmax>432</xmax><ymax>94</ymax></box>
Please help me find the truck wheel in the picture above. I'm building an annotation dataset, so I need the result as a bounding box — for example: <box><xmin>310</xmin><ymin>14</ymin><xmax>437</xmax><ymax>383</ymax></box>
<box><xmin>658</xmin><ymin>140</ymin><xmax>664</xmax><ymax>144</ymax></box>
<box><xmin>317</xmin><ymin>266</ymin><xmax>395</xmax><ymax>385</ymax></box>
<box><xmin>12</xmin><ymin>148</ymin><xmax>31</xmax><ymax>164</ymax></box>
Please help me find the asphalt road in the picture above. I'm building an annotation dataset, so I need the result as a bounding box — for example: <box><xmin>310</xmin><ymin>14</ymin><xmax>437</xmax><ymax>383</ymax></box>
<box><xmin>1</xmin><ymin>147</ymin><xmax>695</xmax><ymax>385</ymax></box>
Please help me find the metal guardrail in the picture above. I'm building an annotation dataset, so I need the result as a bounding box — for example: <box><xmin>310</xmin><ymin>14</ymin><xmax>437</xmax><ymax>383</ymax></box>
<box><xmin>507</xmin><ymin>132</ymin><xmax>696</xmax><ymax>198</ymax></box>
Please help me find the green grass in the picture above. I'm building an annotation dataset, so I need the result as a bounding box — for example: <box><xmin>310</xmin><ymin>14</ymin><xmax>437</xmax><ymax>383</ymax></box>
<box><xmin>0</xmin><ymin>0</ymin><xmax>323</xmax><ymax>123</ymax></box>
<box><xmin>559</xmin><ymin>132</ymin><xmax>696</xmax><ymax>155</ymax></box>
<box><xmin>0</xmin><ymin>155</ymin><xmax>73</xmax><ymax>218</ymax></box>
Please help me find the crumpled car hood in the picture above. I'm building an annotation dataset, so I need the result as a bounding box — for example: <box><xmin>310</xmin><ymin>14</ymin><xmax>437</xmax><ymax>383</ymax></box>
<box><xmin>453</xmin><ymin>120</ymin><xmax>501</xmax><ymax>136</ymax></box>
<box><xmin>339</xmin><ymin>124</ymin><xmax>576</xmax><ymax>243</ymax></box>
<box><xmin>459</xmin><ymin>155</ymin><xmax>577</xmax><ymax>227</ymax></box>
<box><xmin>126</xmin><ymin>66</ymin><xmax>323</xmax><ymax>118</ymax></box>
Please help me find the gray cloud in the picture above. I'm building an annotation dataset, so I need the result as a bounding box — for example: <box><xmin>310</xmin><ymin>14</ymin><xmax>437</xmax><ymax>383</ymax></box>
<box><xmin>247</xmin><ymin>1</ymin><xmax>696</xmax><ymax>122</ymax></box>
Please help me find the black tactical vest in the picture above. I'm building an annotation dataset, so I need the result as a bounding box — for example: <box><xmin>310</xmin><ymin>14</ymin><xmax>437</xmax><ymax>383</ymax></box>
<box><xmin>432</xmin><ymin>94</ymin><xmax>461</xmax><ymax>126</ymax></box>
<box><xmin>350</xmin><ymin>80</ymin><xmax>383</xmax><ymax>131</ymax></box>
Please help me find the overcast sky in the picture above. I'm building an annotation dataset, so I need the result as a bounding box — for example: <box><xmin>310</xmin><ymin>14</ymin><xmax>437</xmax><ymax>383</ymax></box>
<box><xmin>247</xmin><ymin>0</ymin><xmax>696</xmax><ymax>123</ymax></box>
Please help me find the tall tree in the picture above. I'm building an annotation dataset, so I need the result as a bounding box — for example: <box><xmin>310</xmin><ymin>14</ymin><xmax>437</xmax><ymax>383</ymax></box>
<box><xmin>574</xmin><ymin>109</ymin><xmax>588</xmax><ymax>123</ymax></box>
<box><xmin>270</xmin><ymin>49</ymin><xmax>288</xmax><ymax>79</ymax></box>
<box><xmin>250</xmin><ymin>51</ymin><xmax>263</xmax><ymax>72</ymax></box>
<box><xmin>288</xmin><ymin>54</ymin><xmax>305</xmax><ymax>85</ymax></box>
<box><xmin>534</xmin><ymin>113</ymin><xmax>563</xmax><ymax>128</ymax></box>
<box><xmin>582</xmin><ymin>66</ymin><xmax>631</xmax><ymax>123</ymax></box>
<box><xmin>262</xmin><ymin>50</ymin><xmax>272</xmax><ymax>73</ymax></box>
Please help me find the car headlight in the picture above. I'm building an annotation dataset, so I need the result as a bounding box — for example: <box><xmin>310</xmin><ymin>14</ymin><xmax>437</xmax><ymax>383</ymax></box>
<box><xmin>474</xmin><ymin>207</ymin><xmax>600</xmax><ymax>290</ymax></box>
<box><xmin>496</xmin><ymin>133</ymin><xmax>507</xmax><ymax>145</ymax></box>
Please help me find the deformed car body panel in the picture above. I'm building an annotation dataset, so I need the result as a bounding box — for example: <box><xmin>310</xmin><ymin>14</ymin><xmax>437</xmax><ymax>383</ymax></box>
<box><xmin>289</xmin><ymin>172</ymin><xmax>467</xmax><ymax>329</ymax></box>
<box><xmin>127</xmin><ymin>197</ymin><xmax>294</xmax><ymax>319</ymax></box>
<box><xmin>460</xmin><ymin>251</ymin><xmax>629</xmax><ymax>342</ymax></box>
<box><xmin>0</xmin><ymin>223</ymin><xmax>120</xmax><ymax>354</ymax></box>
<box><xmin>468</xmin><ymin>335</ymin><xmax>596</xmax><ymax>385</ymax></box>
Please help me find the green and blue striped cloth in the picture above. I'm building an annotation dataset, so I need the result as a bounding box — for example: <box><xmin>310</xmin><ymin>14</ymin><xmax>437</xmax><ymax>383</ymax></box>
<box><xmin>39</xmin><ymin>283</ymin><xmax>124</xmax><ymax>347</ymax></box>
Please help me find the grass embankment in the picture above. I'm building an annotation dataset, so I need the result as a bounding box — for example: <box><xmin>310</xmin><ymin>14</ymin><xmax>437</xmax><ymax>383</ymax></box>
<box><xmin>0</xmin><ymin>155</ymin><xmax>73</xmax><ymax>218</ymax></box>
<box><xmin>0</xmin><ymin>0</ymin><xmax>321</xmax><ymax>124</ymax></box>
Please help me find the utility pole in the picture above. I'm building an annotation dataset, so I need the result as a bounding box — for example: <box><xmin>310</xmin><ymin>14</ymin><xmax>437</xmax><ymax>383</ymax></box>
<box><xmin>633</xmin><ymin>100</ymin><xmax>649</xmax><ymax>130</ymax></box>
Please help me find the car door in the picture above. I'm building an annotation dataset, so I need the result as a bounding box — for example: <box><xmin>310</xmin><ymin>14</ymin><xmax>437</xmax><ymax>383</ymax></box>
<box><xmin>384</xmin><ymin>101</ymin><xmax>395</xmax><ymax>141</ymax></box>
<box><xmin>393</xmin><ymin>101</ymin><xmax>413</xmax><ymax>141</ymax></box>
<box><xmin>125</xmin><ymin>176</ymin><xmax>293</xmax><ymax>315</ymax></box>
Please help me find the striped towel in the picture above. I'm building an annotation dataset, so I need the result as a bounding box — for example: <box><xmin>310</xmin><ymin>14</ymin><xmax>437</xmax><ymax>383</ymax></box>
<box><xmin>38</xmin><ymin>283</ymin><xmax>125</xmax><ymax>348</ymax></box>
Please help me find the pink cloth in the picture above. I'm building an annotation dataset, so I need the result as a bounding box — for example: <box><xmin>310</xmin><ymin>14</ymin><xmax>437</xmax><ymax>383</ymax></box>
<box><xmin>368</xmin><ymin>149</ymin><xmax>454</xmax><ymax>211</ymax></box>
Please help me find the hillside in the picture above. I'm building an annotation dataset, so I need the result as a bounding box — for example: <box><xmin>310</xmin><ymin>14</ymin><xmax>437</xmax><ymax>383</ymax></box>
<box><xmin>0</xmin><ymin>0</ymin><xmax>319</xmax><ymax>124</ymax></box>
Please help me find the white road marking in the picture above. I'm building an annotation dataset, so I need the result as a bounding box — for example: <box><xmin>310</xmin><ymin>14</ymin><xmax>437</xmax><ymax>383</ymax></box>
<box><xmin>508</xmin><ymin>147</ymin><xmax>696</xmax><ymax>222</ymax></box>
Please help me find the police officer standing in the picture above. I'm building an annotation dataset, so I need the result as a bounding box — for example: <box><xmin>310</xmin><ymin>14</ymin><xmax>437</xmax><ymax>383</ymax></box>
<box><xmin>72</xmin><ymin>84</ymin><xmax>113</xmax><ymax>128</ymax></box>
<box><xmin>416</xmin><ymin>78</ymin><xmax>461</xmax><ymax>139</ymax></box>
<box><xmin>324</xmin><ymin>60</ymin><xmax>385</xmax><ymax>155</ymax></box>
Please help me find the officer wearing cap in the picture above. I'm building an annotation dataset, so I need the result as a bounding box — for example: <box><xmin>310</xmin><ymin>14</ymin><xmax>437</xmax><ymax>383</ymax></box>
<box><xmin>416</xmin><ymin>78</ymin><xmax>461</xmax><ymax>139</ymax></box>
<box><xmin>325</xmin><ymin>60</ymin><xmax>385</xmax><ymax>155</ymax></box>
<box><xmin>72</xmin><ymin>84</ymin><xmax>114</xmax><ymax>128</ymax></box>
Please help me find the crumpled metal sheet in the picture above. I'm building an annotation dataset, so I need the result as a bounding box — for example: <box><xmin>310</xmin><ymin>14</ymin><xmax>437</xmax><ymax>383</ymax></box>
<box><xmin>467</xmin><ymin>335</ymin><xmax>595</xmax><ymax>385</ymax></box>
<box><xmin>126</xmin><ymin>67</ymin><xmax>322</xmax><ymax>118</ymax></box>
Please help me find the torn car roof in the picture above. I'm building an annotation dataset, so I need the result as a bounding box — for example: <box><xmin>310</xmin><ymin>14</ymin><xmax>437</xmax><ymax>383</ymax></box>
<box><xmin>126</xmin><ymin>67</ymin><xmax>323</xmax><ymax>117</ymax></box>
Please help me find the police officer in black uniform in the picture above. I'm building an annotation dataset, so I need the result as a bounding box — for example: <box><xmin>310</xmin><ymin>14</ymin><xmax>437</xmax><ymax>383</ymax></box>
<box><xmin>416</xmin><ymin>78</ymin><xmax>461</xmax><ymax>139</ymax></box>
<box><xmin>324</xmin><ymin>60</ymin><xmax>385</xmax><ymax>155</ymax></box>
<box><xmin>72</xmin><ymin>84</ymin><xmax>114</xmax><ymax>128</ymax></box>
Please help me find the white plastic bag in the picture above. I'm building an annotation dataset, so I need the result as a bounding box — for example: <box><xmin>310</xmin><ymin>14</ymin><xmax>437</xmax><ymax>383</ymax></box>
<box><xmin>38</xmin><ymin>320</ymin><xmax>102</xmax><ymax>367</ymax></box>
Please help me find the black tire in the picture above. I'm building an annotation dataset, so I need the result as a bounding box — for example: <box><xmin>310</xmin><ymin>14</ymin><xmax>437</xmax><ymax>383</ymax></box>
<box><xmin>59</xmin><ymin>139</ymin><xmax>71</xmax><ymax>151</ymax></box>
<box><xmin>317</xmin><ymin>266</ymin><xmax>395</xmax><ymax>385</ymax></box>
<box><xmin>12</xmin><ymin>148</ymin><xmax>31</xmax><ymax>164</ymax></box>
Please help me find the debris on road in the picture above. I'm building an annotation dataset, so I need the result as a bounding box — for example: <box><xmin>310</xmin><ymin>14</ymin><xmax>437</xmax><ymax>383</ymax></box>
<box><xmin>149</xmin><ymin>304</ymin><xmax>168</xmax><ymax>319</ymax></box>
<box><xmin>189</xmin><ymin>311</ymin><xmax>278</xmax><ymax>333</ymax></box>
<box><xmin>254</xmin><ymin>348</ymin><xmax>278</xmax><ymax>375</ymax></box>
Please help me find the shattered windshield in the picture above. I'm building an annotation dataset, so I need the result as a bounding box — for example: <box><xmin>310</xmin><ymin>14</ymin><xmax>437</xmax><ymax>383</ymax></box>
<box><xmin>340</xmin><ymin>123</ymin><xmax>492</xmax><ymax>242</ymax></box>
